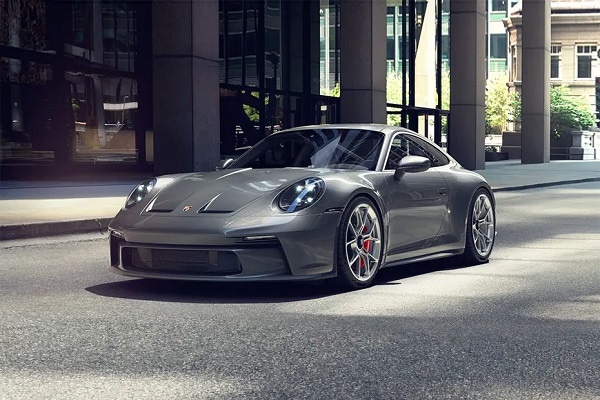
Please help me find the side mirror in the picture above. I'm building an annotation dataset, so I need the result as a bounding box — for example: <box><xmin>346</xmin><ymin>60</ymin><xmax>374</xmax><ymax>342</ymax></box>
<box><xmin>216</xmin><ymin>158</ymin><xmax>235</xmax><ymax>171</ymax></box>
<box><xmin>394</xmin><ymin>155</ymin><xmax>431</xmax><ymax>179</ymax></box>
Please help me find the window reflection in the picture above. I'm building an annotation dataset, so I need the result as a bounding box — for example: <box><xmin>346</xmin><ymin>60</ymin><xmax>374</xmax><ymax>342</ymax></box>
<box><xmin>0</xmin><ymin>0</ymin><xmax>147</xmax><ymax>170</ymax></box>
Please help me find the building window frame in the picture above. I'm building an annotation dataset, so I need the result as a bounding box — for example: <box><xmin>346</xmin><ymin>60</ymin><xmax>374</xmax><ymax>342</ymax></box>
<box><xmin>550</xmin><ymin>44</ymin><xmax>561</xmax><ymax>80</ymax></box>
<box><xmin>510</xmin><ymin>44</ymin><xmax>517</xmax><ymax>81</ymax></box>
<box><xmin>489</xmin><ymin>33</ymin><xmax>507</xmax><ymax>60</ymax></box>
<box><xmin>576</xmin><ymin>44</ymin><xmax>597</xmax><ymax>80</ymax></box>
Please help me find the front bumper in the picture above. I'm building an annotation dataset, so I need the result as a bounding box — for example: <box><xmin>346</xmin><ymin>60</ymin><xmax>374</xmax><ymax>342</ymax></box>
<box><xmin>108</xmin><ymin>211</ymin><xmax>342</xmax><ymax>281</ymax></box>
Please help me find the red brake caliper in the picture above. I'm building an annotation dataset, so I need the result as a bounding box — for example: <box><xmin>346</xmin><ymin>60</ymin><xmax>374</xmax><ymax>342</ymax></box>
<box><xmin>360</xmin><ymin>225</ymin><xmax>370</xmax><ymax>270</ymax></box>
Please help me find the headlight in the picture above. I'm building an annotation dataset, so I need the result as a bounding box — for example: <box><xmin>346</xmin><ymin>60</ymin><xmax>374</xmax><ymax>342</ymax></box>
<box><xmin>124</xmin><ymin>178</ymin><xmax>157</xmax><ymax>209</ymax></box>
<box><xmin>278</xmin><ymin>177</ymin><xmax>325</xmax><ymax>213</ymax></box>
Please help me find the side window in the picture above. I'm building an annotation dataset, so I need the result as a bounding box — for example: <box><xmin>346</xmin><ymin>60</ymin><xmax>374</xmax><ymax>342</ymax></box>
<box><xmin>385</xmin><ymin>133</ymin><xmax>449</xmax><ymax>169</ymax></box>
<box><xmin>407</xmin><ymin>135</ymin><xmax>449</xmax><ymax>167</ymax></box>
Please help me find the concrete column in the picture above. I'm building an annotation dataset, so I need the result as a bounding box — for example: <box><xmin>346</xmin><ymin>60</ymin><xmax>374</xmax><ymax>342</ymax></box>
<box><xmin>448</xmin><ymin>0</ymin><xmax>486</xmax><ymax>170</ymax></box>
<box><xmin>152</xmin><ymin>0</ymin><xmax>220</xmax><ymax>174</ymax></box>
<box><xmin>339</xmin><ymin>0</ymin><xmax>386</xmax><ymax>123</ymax></box>
<box><xmin>521</xmin><ymin>0</ymin><xmax>550</xmax><ymax>164</ymax></box>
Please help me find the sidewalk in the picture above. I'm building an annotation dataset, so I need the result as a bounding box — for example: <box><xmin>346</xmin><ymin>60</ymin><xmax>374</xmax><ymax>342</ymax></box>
<box><xmin>2</xmin><ymin>159</ymin><xmax>600</xmax><ymax>240</ymax></box>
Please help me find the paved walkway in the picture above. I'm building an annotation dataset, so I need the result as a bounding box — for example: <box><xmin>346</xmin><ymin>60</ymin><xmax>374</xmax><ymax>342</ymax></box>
<box><xmin>1</xmin><ymin>159</ymin><xmax>600</xmax><ymax>240</ymax></box>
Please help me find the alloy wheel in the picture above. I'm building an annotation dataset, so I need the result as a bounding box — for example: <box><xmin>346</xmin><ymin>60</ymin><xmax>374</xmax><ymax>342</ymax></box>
<box><xmin>471</xmin><ymin>193</ymin><xmax>495</xmax><ymax>257</ymax></box>
<box><xmin>344</xmin><ymin>203</ymin><xmax>382</xmax><ymax>282</ymax></box>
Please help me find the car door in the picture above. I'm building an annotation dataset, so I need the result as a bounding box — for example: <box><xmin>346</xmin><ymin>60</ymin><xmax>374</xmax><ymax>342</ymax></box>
<box><xmin>383</xmin><ymin>133</ymin><xmax>449</xmax><ymax>262</ymax></box>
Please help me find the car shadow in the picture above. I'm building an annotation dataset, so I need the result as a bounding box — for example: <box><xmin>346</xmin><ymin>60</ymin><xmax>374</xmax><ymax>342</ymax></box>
<box><xmin>86</xmin><ymin>257</ymin><xmax>469</xmax><ymax>304</ymax></box>
<box><xmin>375</xmin><ymin>256</ymin><xmax>467</xmax><ymax>284</ymax></box>
<box><xmin>86</xmin><ymin>278</ymin><xmax>338</xmax><ymax>304</ymax></box>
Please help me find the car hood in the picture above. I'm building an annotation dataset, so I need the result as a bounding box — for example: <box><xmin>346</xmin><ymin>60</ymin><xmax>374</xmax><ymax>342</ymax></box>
<box><xmin>146</xmin><ymin>168</ymin><xmax>321</xmax><ymax>214</ymax></box>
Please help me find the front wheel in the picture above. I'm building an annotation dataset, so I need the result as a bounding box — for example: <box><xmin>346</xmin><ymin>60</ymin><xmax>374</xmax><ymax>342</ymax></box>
<box><xmin>335</xmin><ymin>197</ymin><xmax>384</xmax><ymax>290</ymax></box>
<box><xmin>463</xmin><ymin>188</ymin><xmax>496</xmax><ymax>264</ymax></box>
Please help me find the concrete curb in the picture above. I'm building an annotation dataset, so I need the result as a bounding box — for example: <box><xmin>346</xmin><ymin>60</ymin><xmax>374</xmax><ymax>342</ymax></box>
<box><xmin>0</xmin><ymin>218</ymin><xmax>113</xmax><ymax>241</ymax></box>
<box><xmin>2</xmin><ymin>177</ymin><xmax>600</xmax><ymax>240</ymax></box>
<box><xmin>491</xmin><ymin>177</ymin><xmax>600</xmax><ymax>192</ymax></box>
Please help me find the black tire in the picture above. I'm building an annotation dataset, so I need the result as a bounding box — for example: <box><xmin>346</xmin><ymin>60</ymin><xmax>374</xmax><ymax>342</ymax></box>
<box><xmin>335</xmin><ymin>196</ymin><xmax>384</xmax><ymax>290</ymax></box>
<box><xmin>463</xmin><ymin>188</ymin><xmax>496</xmax><ymax>265</ymax></box>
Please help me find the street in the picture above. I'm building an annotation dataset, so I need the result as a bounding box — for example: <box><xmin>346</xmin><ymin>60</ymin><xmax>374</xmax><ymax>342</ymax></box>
<box><xmin>1</xmin><ymin>182</ymin><xmax>599</xmax><ymax>400</ymax></box>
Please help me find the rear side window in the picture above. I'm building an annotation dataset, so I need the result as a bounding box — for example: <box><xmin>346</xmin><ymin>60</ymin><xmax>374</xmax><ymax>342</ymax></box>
<box><xmin>385</xmin><ymin>133</ymin><xmax>449</xmax><ymax>169</ymax></box>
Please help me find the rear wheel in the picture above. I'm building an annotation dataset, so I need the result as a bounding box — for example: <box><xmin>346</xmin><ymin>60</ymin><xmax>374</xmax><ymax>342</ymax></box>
<box><xmin>335</xmin><ymin>197</ymin><xmax>383</xmax><ymax>290</ymax></box>
<box><xmin>463</xmin><ymin>188</ymin><xmax>496</xmax><ymax>264</ymax></box>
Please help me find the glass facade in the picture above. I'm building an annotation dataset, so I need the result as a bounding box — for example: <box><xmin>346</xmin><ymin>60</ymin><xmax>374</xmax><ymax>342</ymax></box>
<box><xmin>2</xmin><ymin>0</ymin><xmax>448</xmax><ymax>176</ymax></box>
<box><xmin>384</xmin><ymin>0</ymin><xmax>448</xmax><ymax>145</ymax></box>
<box><xmin>319</xmin><ymin>0</ymin><xmax>340</xmax><ymax>96</ymax></box>
<box><xmin>218</xmin><ymin>0</ymin><xmax>340</xmax><ymax>156</ymax></box>
<box><xmin>0</xmin><ymin>0</ymin><xmax>152</xmax><ymax>176</ymax></box>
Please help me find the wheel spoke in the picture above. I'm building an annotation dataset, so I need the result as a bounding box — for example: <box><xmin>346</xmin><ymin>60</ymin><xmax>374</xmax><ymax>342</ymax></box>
<box><xmin>478</xmin><ymin>203</ymin><xmax>490</xmax><ymax>220</ymax></box>
<box><xmin>349</xmin><ymin>253</ymin><xmax>359</xmax><ymax>266</ymax></box>
<box><xmin>359</xmin><ymin>208</ymin><xmax>368</xmax><ymax>234</ymax></box>
<box><xmin>366</xmin><ymin>251</ymin><xmax>378</xmax><ymax>263</ymax></box>
<box><xmin>477</xmin><ymin>231</ymin><xmax>487</xmax><ymax>253</ymax></box>
<box><xmin>348</xmin><ymin>221</ymin><xmax>358</xmax><ymax>238</ymax></box>
<box><xmin>346</xmin><ymin>237</ymin><xmax>358</xmax><ymax>249</ymax></box>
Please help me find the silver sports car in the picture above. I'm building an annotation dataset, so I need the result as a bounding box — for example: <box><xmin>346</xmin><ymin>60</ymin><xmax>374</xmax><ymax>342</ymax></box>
<box><xmin>109</xmin><ymin>124</ymin><xmax>496</xmax><ymax>289</ymax></box>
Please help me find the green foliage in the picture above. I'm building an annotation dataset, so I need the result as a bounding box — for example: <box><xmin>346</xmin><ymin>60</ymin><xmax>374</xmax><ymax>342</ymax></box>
<box><xmin>485</xmin><ymin>74</ymin><xmax>511</xmax><ymax>135</ymax></box>
<box><xmin>440</xmin><ymin>68</ymin><xmax>450</xmax><ymax>111</ymax></box>
<box><xmin>549</xmin><ymin>86</ymin><xmax>595</xmax><ymax>136</ymax></box>
<box><xmin>440</xmin><ymin>68</ymin><xmax>450</xmax><ymax>136</ymax></box>
<box><xmin>386</xmin><ymin>71</ymin><xmax>403</xmax><ymax>126</ymax></box>
<box><xmin>510</xmin><ymin>85</ymin><xmax>595</xmax><ymax>138</ymax></box>
<box><xmin>321</xmin><ymin>83</ymin><xmax>340</xmax><ymax>97</ymax></box>
<box><xmin>243</xmin><ymin>92</ymin><xmax>261</xmax><ymax>122</ymax></box>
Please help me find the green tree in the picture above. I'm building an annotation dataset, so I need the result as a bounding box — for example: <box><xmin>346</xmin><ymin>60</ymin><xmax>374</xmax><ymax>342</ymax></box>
<box><xmin>386</xmin><ymin>71</ymin><xmax>403</xmax><ymax>126</ymax></box>
<box><xmin>485</xmin><ymin>74</ymin><xmax>511</xmax><ymax>135</ymax></box>
<box><xmin>509</xmin><ymin>85</ymin><xmax>595</xmax><ymax>138</ymax></box>
<box><xmin>549</xmin><ymin>86</ymin><xmax>595</xmax><ymax>136</ymax></box>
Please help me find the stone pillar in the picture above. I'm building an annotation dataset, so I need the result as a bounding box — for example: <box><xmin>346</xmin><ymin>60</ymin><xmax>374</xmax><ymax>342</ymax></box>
<box><xmin>339</xmin><ymin>0</ymin><xmax>386</xmax><ymax>123</ymax></box>
<box><xmin>448</xmin><ymin>0</ymin><xmax>486</xmax><ymax>170</ymax></box>
<box><xmin>521</xmin><ymin>0</ymin><xmax>550</xmax><ymax>164</ymax></box>
<box><xmin>152</xmin><ymin>0</ymin><xmax>220</xmax><ymax>174</ymax></box>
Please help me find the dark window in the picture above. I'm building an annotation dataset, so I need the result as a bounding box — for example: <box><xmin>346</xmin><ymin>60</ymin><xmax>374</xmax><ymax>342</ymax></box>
<box><xmin>408</xmin><ymin>135</ymin><xmax>449</xmax><ymax>166</ymax></box>
<box><xmin>491</xmin><ymin>0</ymin><xmax>507</xmax><ymax>12</ymax></box>
<box><xmin>441</xmin><ymin>36</ymin><xmax>449</xmax><ymax>60</ymax></box>
<box><xmin>551</xmin><ymin>56</ymin><xmax>560</xmax><ymax>79</ymax></box>
<box><xmin>386</xmin><ymin>133</ymin><xmax>448</xmax><ymax>169</ymax></box>
<box><xmin>441</xmin><ymin>0</ymin><xmax>450</xmax><ymax>13</ymax></box>
<box><xmin>578</xmin><ymin>55</ymin><xmax>592</xmax><ymax>79</ymax></box>
<box><xmin>550</xmin><ymin>45</ymin><xmax>561</xmax><ymax>79</ymax></box>
<box><xmin>387</xmin><ymin>38</ymin><xmax>395</xmax><ymax>60</ymax></box>
<box><xmin>397</xmin><ymin>39</ymin><xmax>404</xmax><ymax>60</ymax></box>
<box><xmin>490</xmin><ymin>34</ymin><xmax>507</xmax><ymax>59</ymax></box>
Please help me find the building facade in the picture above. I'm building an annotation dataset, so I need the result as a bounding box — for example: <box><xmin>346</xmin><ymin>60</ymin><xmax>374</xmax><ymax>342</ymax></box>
<box><xmin>0</xmin><ymin>0</ymin><xmax>152</xmax><ymax>176</ymax></box>
<box><xmin>504</xmin><ymin>1</ymin><xmax>600</xmax><ymax>113</ymax></box>
<box><xmin>0</xmin><ymin>0</ymin><xmax>555</xmax><ymax>179</ymax></box>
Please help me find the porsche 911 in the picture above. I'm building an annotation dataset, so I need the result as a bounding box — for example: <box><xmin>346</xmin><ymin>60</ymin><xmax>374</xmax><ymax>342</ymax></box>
<box><xmin>108</xmin><ymin>124</ymin><xmax>496</xmax><ymax>289</ymax></box>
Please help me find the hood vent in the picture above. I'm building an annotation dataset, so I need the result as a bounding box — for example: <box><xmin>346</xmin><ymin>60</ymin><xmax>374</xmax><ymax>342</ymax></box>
<box><xmin>196</xmin><ymin>194</ymin><xmax>234</xmax><ymax>214</ymax></box>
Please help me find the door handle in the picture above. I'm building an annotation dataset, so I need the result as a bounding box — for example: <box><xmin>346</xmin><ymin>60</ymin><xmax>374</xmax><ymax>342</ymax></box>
<box><xmin>438</xmin><ymin>188</ymin><xmax>448</xmax><ymax>195</ymax></box>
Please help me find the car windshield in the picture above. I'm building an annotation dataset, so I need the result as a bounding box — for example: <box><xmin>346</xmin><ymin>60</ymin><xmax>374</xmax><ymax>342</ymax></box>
<box><xmin>229</xmin><ymin>128</ymin><xmax>385</xmax><ymax>170</ymax></box>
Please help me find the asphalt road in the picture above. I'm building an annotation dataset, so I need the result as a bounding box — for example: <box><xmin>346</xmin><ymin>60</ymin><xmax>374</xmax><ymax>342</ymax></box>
<box><xmin>1</xmin><ymin>182</ymin><xmax>599</xmax><ymax>400</ymax></box>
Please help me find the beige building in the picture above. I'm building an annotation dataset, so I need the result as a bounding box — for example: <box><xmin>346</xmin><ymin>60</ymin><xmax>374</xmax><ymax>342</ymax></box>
<box><xmin>504</xmin><ymin>0</ymin><xmax>600</xmax><ymax>112</ymax></box>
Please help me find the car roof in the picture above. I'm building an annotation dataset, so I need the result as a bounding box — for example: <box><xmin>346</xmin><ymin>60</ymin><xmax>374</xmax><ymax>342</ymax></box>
<box><xmin>277</xmin><ymin>123</ymin><xmax>413</xmax><ymax>137</ymax></box>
